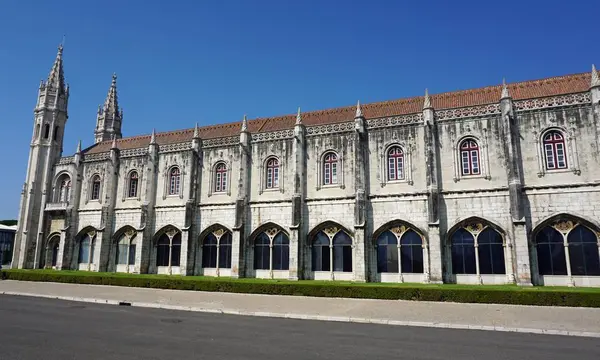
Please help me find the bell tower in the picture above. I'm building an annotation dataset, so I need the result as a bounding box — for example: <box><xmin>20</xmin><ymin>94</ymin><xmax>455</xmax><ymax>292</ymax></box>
<box><xmin>13</xmin><ymin>44</ymin><xmax>69</xmax><ymax>268</ymax></box>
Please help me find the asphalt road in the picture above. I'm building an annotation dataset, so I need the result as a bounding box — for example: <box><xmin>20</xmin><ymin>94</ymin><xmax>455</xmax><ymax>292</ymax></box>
<box><xmin>0</xmin><ymin>295</ymin><xmax>598</xmax><ymax>360</ymax></box>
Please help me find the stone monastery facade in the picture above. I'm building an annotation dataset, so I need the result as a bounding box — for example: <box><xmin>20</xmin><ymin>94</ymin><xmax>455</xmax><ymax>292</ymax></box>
<box><xmin>12</xmin><ymin>45</ymin><xmax>600</xmax><ymax>287</ymax></box>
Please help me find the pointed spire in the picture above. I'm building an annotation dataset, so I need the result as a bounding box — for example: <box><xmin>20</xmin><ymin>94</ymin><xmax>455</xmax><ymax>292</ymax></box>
<box><xmin>241</xmin><ymin>115</ymin><xmax>248</xmax><ymax>132</ymax></box>
<box><xmin>355</xmin><ymin>100</ymin><xmax>363</xmax><ymax>118</ymax></box>
<box><xmin>193</xmin><ymin>122</ymin><xmax>199</xmax><ymax>138</ymax></box>
<box><xmin>296</xmin><ymin>107</ymin><xmax>302</xmax><ymax>125</ymax></box>
<box><xmin>150</xmin><ymin>129</ymin><xmax>156</xmax><ymax>144</ymax></box>
<box><xmin>501</xmin><ymin>78</ymin><xmax>511</xmax><ymax>99</ymax></box>
<box><xmin>46</xmin><ymin>43</ymin><xmax>66</xmax><ymax>92</ymax></box>
<box><xmin>102</xmin><ymin>73</ymin><xmax>120</xmax><ymax>115</ymax></box>
<box><xmin>76</xmin><ymin>140</ymin><xmax>82</xmax><ymax>153</ymax></box>
<box><xmin>111</xmin><ymin>135</ymin><xmax>117</xmax><ymax>149</ymax></box>
<box><xmin>592</xmin><ymin>64</ymin><xmax>600</xmax><ymax>88</ymax></box>
<box><xmin>423</xmin><ymin>89</ymin><xmax>431</xmax><ymax>109</ymax></box>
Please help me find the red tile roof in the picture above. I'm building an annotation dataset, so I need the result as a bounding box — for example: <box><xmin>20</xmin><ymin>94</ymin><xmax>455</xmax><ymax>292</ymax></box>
<box><xmin>85</xmin><ymin>71</ymin><xmax>591</xmax><ymax>154</ymax></box>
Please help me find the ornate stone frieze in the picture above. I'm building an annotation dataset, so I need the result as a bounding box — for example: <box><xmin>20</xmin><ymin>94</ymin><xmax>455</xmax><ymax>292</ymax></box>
<box><xmin>366</xmin><ymin>113</ymin><xmax>423</xmax><ymax>129</ymax></box>
<box><xmin>306</xmin><ymin>122</ymin><xmax>354</xmax><ymax>137</ymax></box>
<box><xmin>58</xmin><ymin>156</ymin><xmax>74</xmax><ymax>165</ymax></box>
<box><xmin>203</xmin><ymin>136</ymin><xmax>239</xmax><ymax>148</ymax></box>
<box><xmin>83</xmin><ymin>152</ymin><xmax>110</xmax><ymax>163</ymax></box>
<box><xmin>121</xmin><ymin>148</ymin><xmax>148</xmax><ymax>158</ymax></box>
<box><xmin>436</xmin><ymin>104</ymin><xmax>501</xmax><ymax>122</ymax></box>
<box><xmin>159</xmin><ymin>142</ymin><xmax>192</xmax><ymax>154</ymax></box>
<box><xmin>252</xmin><ymin>130</ymin><xmax>294</xmax><ymax>143</ymax></box>
<box><xmin>514</xmin><ymin>93</ymin><xmax>590</xmax><ymax>112</ymax></box>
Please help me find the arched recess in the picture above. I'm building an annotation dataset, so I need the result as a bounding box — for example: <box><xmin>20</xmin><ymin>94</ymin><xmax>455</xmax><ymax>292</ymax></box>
<box><xmin>197</xmin><ymin>223</ymin><xmax>233</xmax><ymax>274</ymax></box>
<box><xmin>309</xmin><ymin>221</ymin><xmax>354</xmax><ymax>274</ymax></box>
<box><xmin>372</xmin><ymin>220</ymin><xmax>427</xmax><ymax>279</ymax></box>
<box><xmin>113</xmin><ymin>226</ymin><xmax>137</xmax><ymax>271</ymax></box>
<box><xmin>53</xmin><ymin>172</ymin><xmax>72</xmax><ymax>203</ymax></box>
<box><xmin>531</xmin><ymin>213</ymin><xmax>600</xmax><ymax>280</ymax></box>
<box><xmin>74</xmin><ymin>226</ymin><xmax>99</xmax><ymax>270</ymax></box>
<box><xmin>446</xmin><ymin>217</ymin><xmax>507</xmax><ymax>279</ymax></box>
<box><xmin>249</xmin><ymin>222</ymin><xmax>290</xmax><ymax>274</ymax></box>
<box><xmin>153</xmin><ymin>225</ymin><xmax>182</xmax><ymax>273</ymax></box>
<box><xmin>40</xmin><ymin>232</ymin><xmax>61</xmax><ymax>269</ymax></box>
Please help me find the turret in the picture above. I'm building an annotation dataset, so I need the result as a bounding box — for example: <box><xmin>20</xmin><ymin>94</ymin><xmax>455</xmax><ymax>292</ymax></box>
<box><xmin>94</xmin><ymin>73</ymin><xmax>123</xmax><ymax>143</ymax></box>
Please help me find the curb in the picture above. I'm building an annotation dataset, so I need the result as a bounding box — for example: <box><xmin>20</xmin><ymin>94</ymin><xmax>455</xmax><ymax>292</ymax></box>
<box><xmin>2</xmin><ymin>291</ymin><xmax>600</xmax><ymax>338</ymax></box>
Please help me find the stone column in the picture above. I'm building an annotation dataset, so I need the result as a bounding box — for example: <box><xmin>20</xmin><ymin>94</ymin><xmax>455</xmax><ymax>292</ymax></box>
<box><xmin>352</xmin><ymin>102</ymin><xmax>369</xmax><ymax>282</ymax></box>
<box><xmin>139</xmin><ymin>131</ymin><xmax>159</xmax><ymax>274</ymax></box>
<box><xmin>590</xmin><ymin>65</ymin><xmax>600</xmax><ymax>148</ymax></box>
<box><xmin>423</xmin><ymin>90</ymin><xmax>443</xmax><ymax>283</ymax></box>
<box><xmin>231</xmin><ymin>117</ymin><xmax>251</xmax><ymax>278</ymax></box>
<box><xmin>513</xmin><ymin>222</ymin><xmax>532</xmax><ymax>285</ymax></box>
<box><xmin>289</xmin><ymin>109</ymin><xmax>306</xmax><ymax>280</ymax></box>
<box><xmin>179</xmin><ymin>228</ymin><xmax>190</xmax><ymax>275</ymax></box>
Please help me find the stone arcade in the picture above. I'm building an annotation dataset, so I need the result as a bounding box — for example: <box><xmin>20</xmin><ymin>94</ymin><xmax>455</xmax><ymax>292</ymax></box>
<box><xmin>11</xmin><ymin>45</ymin><xmax>600</xmax><ymax>287</ymax></box>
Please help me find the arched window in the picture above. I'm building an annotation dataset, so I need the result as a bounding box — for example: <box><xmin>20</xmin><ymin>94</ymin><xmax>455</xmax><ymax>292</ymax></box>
<box><xmin>51</xmin><ymin>241</ymin><xmax>59</xmax><ymax>267</ymax></box>
<box><xmin>535</xmin><ymin>220</ymin><xmax>600</xmax><ymax>276</ymax></box>
<box><xmin>53</xmin><ymin>126</ymin><xmax>59</xmax><ymax>141</ymax></box>
<box><xmin>156</xmin><ymin>231</ymin><xmax>181</xmax><ymax>267</ymax></box>
<box><xmin>168</xmin><ymin>167</ymin><xmax>181</xmax><ymax>195</ymax></box>
<box><xmin>78</xmin><ymin>233</ymin><xmax>95</xmax><ymax>264</ymax></box>
<box><xmin>34</xmin><ymin>124</ymin><xmax>40</xmax><ymax>139</ymax></box>
<box><xmin>376</xmin><ymin>227</ymin><xmax>424</xmax><ymax>274</ymax></box>
<box><xmin>43</xmin><ymin>124</ymin><xmax>50</xmax><ymax>139</ymax></box>
<box><xmin>543</xmin><ymin>131</ymin><xmax>567</xmax><ymax>170</ymax></box>
<box><xmin>128</xmin><ymin>171</ymin><xmax>139</xmax><ymax>198</ymax></box>
<box><xmin>459</xmin><ymin>139</ymin><xmax>480</xmax><ymax>176</ymax></box>
<box><xmin>265</xmin><ymin>158</ymin><xmax>279</xmax><ymax>189</ymax></box>
<box><xmin>201</xmin><ymin>229</ymin><xmax>233</xmax><ymax>269</ymax></box>
<box><xmin>323</xmin><ymin>152</ymin><xmax>338</xmax><ymax>185</ymax></box>
<box><xmin>387</xmin><ymin>146</ymin><xmax>404</xmax><ymax>181</ymax></box>
<box><xmin>116</xmin><ymin>232</ymin><xmax>136</xmax><ymax>266</ymax></box>
<box><xmin>215</xmin><ymin>163</ymin><xmax>227</xmax><ymax>193</ymax></box>
<box><xmin>311</xmin><ymin>227</ymin><xmax>352</xmax><ymax>272</ymax></box>
<box><xmin>253</xmin><ymin>229</ymin><xmax>290</xmax><ymax>271</ymax></box>
<box><xmin>58</xmin><ymin>176</ymin><xmax>71</xmax><ymax>202</ymax></box>
<box><xmin>90</xmin><ymin>175</ymin><xmax>101</xmax><ymax>200</ymax></box>
<box><xmin>450</xmin><ymin>223</ymin><xmax>505</xmax><ymax>275</ymax></box>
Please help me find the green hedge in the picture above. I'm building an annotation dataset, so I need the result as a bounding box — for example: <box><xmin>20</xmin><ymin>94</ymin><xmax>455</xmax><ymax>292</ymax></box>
<box><xmin>3</xmin><ymin>269</ymin><xmax>600</xmax><ymax>308</ymax></box>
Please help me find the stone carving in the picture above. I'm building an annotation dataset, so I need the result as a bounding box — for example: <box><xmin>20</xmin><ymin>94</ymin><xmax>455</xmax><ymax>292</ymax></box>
<box><xmin>552</xmin><ymin>220</ymin><xmax>575</xmax><ymax>234</ymax></box>
<box><xmin>306</xmin><ymin>122</ymin><xmax>354</xmax><ymax>137</ymax></box>
<box><xmin>86</xmin><ymin>230</ymin><xmax>96</xmax><ymax>239</ymax></box>
<box><xmin>323</xmin><ymin>226</ymin><xmax>340</xmax><ymax>238</ymax></box>
<box><xmin>165</xmin><ymin>227</ymin><xmax>179</xmax><ymax>239</ymax></box>
<box><xmin>465</xmin><ymin>222</ymin><xmax>485</xmax><ymax>235</ymax></box>
<box><xmin>83</xmin><ymin>152</ymin><xmax>111</xmax><ymax>162</ymax></box>
<box><xmin>203</xmin><ymin>136</ymin><xmax>239</xmax><ymax>148</ymax></box>
<box><xmin>265</xmin><ymin>227</ymin><xmax>280</xmax><ymax>238</ymax></box>
<box><xmin>436</xmin><ymin>104</ymin><xmax>501</xmax><ymax>121</ymax></box>
<box><xmin>390</xmin><ymin>225</ymin><xmax>408</xmax><ymax>238</ymax></box>
<box><xmin>159</xmin><ymin>142</ymin><xmax>192</xmax><ymax>154</ymax></box>
<box><xmin>121</xmin><ymin>148</ymin><xmax>148</xmax><ymax>158</ymax></box>
<box><xmin>58</xmin><ymin>156</ymin><xmax>74</xmax><ymax>165</ymax></box>
<box><xmin>124</xmin><ymin>228</ymin><xmax>136</xmax><ymax>239</ymax></box>
<box><xmin>252</xmin><ymin>130</ymin><xmax>294</xmax><ymax>143</ymax></box>
<box><xmin>366</xmin><ymin>113</ymin><xmax>423</xmax><ymax>129</ymax></box>
<box><xmin>212</xmin><ymin>228</ymin><xmax>226</xmax><ymax>239</ymax></box>
<box><xmin>514</xmin><ymin>93</ymin><xmax>590</xmax><ymax>112</ymax></box>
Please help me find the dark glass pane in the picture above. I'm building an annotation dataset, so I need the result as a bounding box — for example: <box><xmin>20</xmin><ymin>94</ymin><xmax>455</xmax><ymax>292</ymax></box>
<box><xmin>203</xmin><ymin>234</ymin><xmax>218</xmax><ymax>246</ymax></box>
<box><xmin>536</xmin><ymin>227</ymin><xmax>567</xmax><ymax>275</ymax></box>
<box><xmin>254</xmin><ymin>243</ymin><xmax>270</xmax><ymax>270</ymax></box>
<box><xmin>400</xmin><ymin>230</ymin><xmax>422</xmax><ymax>246</ymax></box>
<box><xmin>255</xmin><ymin>233</ymin><xmax>270</xmax><ymax>246</ymax></box>
<box><xmin>312</xmin><ymin>245</ymin><xmax>330</xmax><ymax>271</ymax></box>
<box><xmin>377</xmin><ymin>244</ymin><xmax>398</xmax><ymax>273</ymax></box>
<box><xmin>451</xmin><ymin>243</ymin><xmax>476</xmax><ymax>274</ymax></box>
<box><xmin>567</xmin><ymin>226</ymin><xmax>600</xmax><ymax>275</ymax></box>
<box><xmin>273</xmin><ymin>243</ymin><xmax>289</xmax><ymax>270</ymax></box>
<box><xmin>333</xmin><ymin>232</ymin><xmax>352</xmax><ymax>246</ymax></box>
<box><xmin>156</xmin><ymin>244</ymin><xmax>170</xmax><ymax>266</ymax></box>
<box><xmin>117</xmin><ymin>243</ymin><xmax>129</xmax><ymax>265</ymax></box>
<box><xmin>377</xmin><ymin>231</ymin><xmax>397</xmax><ymax>246</ymax></box>
<box><xmin>220</xmin><ymin>233</ymin><xmax>232</xmax><ymax>245</ymax></box>
<box><xmin>51</xmin><ymin>245</ymin><xmax>59</xmax><ymax>266</ymax></box>
<box><xmin>478</xmin><ymin>228</ymin><xmax>502</xmax><ymax>245</ymax></box>
<box><xmin>128</xmin><ymin>244</ymin><xmax>136</xmax><ymax>265</ymax></box>
<box><xmin>219</xmin><ymin>244</ymin><xmax>232</xmax><ymax>268</ymax></box>
<box><xmin>342</xmin><ymin>245</ymin><xmax>353</xmax><ymax>272</ymax></box>
<box><xmin>451</xmin><ymin>229</ymin><xmax>474</xmax><ymax>245</ymax></box>
<box><xmin>401</xmin><ymin>245</ymin><xmax>423</xmax><ymax>273</ymax></box>
<box><xmin>157</xmin><ymin>234</ymin><xmax>170</xmax><ymax>246</ymax></box>
<box><xmin>273</xmin><ymin>232</ymin><xmax>289</xmax><ymax>246</ymax></box>
<box><xmin>313</xmin><ymin>232</ymin><xmax>329</xmax><ymax>246</ymax></box>
<box><xmin>202</xmin><ymin>245</ymin><xmax>217</xmax><ymax>268</ymax></box>
<box><xmin>171</xmin><ymin>244</ymin><xmax>181</xmax><ymax>266</ymax></box>
<box><xmin>478</xmin><ymin>243</ymin><xmax>506</xmax><ymax>275</ymax></box>
<box><xmin>171</xmin><ymin>233</ymin><xmax>182</xmax><ymax>246</ymax></box>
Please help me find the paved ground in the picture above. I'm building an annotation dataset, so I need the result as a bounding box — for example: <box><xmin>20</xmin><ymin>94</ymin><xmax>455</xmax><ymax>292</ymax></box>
<box><xmin>1</xmin><ymin>295</ymin><xmax>599</xmax><ymax>360</ymax></box>
<box><xmin>1</xmin><ymin>280</ymin><xmax>600</xmax><ymax>337</ymax></box>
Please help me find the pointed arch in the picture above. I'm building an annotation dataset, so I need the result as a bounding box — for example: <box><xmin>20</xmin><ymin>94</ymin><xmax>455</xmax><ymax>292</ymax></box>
<box><xmin>75</xmin><ymin>226</ymin><xmax>98</xmax><ymax>266</ymax></box>
<box><xmin>308</xmin><ymin>220</ymin><xmax>353</xmax><ymax>239</ymax></box>
<box><xmin>248</xmin><ymin>222</ymin><xmax>289</xmax><ymax>243</ymax></box>
<box><xmin>373</xmin><ymin>219</ymin><xmax>426</xmax><ymax>244</ymax></box>
<box><xmin>154</xmin><ymin>225</ymin><xmax>182</xmax><ymax>268</ymax></box>
<box><xmin>198</xmin><ymin>223</ymin><xmax>233</xmax><ymax>270</ymax></box>
<box><xmin>198</xmin><ymin>223</ymin><xmax>233</xmax><ymax>241</ymax></box>
<box><xmin>309</xmin><ymin>220</ymin><xmax>353</xmax><ymax>273</ymax></box>
<box><xmin>532</xmin><ymin>213</ymin><xmax>600</xmax><ymax>237</ymax></box>
<box><xmin>153</xmin><ymin>224</ymin><xmax>181</xmax><ymax>242</ymax></box>
<box><xmin>373</xmin><ymin>220</ymin><xmax>426</xmax><ymax>275</ymax></box>
<box><xmin>447</xmin><ymin>217</ymin><xmax>506</xmax><ymax>276</ymax></box>
<box><xmin>114</xmin><ymin>226</ymin><xmax>137</xmax><ymax>267</ymax></box>
<box><xmin>249</xmin><ymin>222</ymin><xmax>290</xmax><ymax>272</ymax></box>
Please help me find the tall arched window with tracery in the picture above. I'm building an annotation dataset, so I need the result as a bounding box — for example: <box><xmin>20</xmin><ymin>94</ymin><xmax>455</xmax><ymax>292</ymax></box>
<box><xmin>376</xmin><ymin>225</ymin><xmax>424</xmax><ymax>274</ymax></box>
<box><xmin>450</xmin><ymin>222</ymin><xmax>505</xmax><ymax>276</ymax></box>
<box><xmin>535</xmin><ymin>219</ymin><xmax>600</xmax><ymax>277</ymax></box>
<box><xmin>128</xmin><ymin>171</ymin><xmax>139</xmax><ymax>198</ymax></box>
<box><xmin>387</xmin><ymin>146</ymin><xmax>404</xmax><ymax>181</ymax></box>
<box><xmin>214</xmin><ymin>163</ymin><xmax>228</xmax><ymax>193</ymax></box>
<box><xmin>116</xmin><ymin>229</ymin><xmax>137</xmax><ymax>267</ymax></box>
<box><xmin>311</xmin><ymin>226</ymin><xmax>352</xmax><ymax>273</ymax></box>
<box><xmin>253</xmin><ymin>228</ymin><xmax>290</xmax><ymax>272</ymax></box>
<box><xmin>90</xmin><ymin>175</ymin><xmax>101</xmax><ymax>200</ymax></box>
<box><xmin>168</xmin><ymin>167</ymin><xmax>181</xmax><ymax>195</ymax></box>
<box><xmin>323</xmin><ymin>152</ymin><xmax>338</xmax><ymax>185</ymax></box>
<box><xmin>265</xmin><ymin>158</ymin><xmax>279</xmax><ymax>189</ymax></box>
<box><xmin>78</xmin><ymin>231</ymin><xmax>96</xmax><ymax>266</ymax></box>
<box><xmin>543</xmin><ymin>131</ymin><xmax>567</xmax><ymax>170</ymax></box>
<box><xmin>459</xmin><ymin>139</ymin><xmax>480</xmax><ymax>176</ymax></box>
<box><xmin>156</xmin><ymin>229</ymin><xmax>181</xmax><ymax>268</ymax></box>
<box><xmin>201</xmin><ymin>228</ymin><xmax>233</xmax><ymax>270</ymax></box>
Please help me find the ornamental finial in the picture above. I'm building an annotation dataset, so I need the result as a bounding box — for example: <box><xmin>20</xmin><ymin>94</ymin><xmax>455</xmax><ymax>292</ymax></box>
<box><xmin>150</xmin><ymin>128</ymin><xmax>156</xmax><ymax>144</ymax></box>
<box><xmin>76</xmin><ymin>140</ymin><xmax>82</xmax><ymax>153</ymax></box>
<box><xmin>423</xmin><ymin>89</ymin><xmax>432</xmax><ymax>109</ymax></box>
<box><xmin>241</xmin><ymin>114</ymin><xmax>248</xmax><ymax>132</ymax></box>
<box><xmin>111</xmin><ymin>135</ymin><xmax>117</xmax><ymax>149</ymax></box>
<box><xmin>592</xmin><ymin>64</ymin><xmax>600</xmax><ymax>88</ymax></box>
<box><xmin>355</xmin><ymin>100</ymin><xmax>363</xmax><ymax>118</ymax></box>
<box><xmin>193</xmin><ymin>122</ymin><xmax>199</xmax><ymax>138</ymax></box>
<box><xmin>296</xmin><ymin>107</ymin><xmax>302</xmax><ymax>125</ymax></box>
<box><xmin>501</xmin><ymin>78</ymin><xmax>511</xmax><ymax>99</ymax></box>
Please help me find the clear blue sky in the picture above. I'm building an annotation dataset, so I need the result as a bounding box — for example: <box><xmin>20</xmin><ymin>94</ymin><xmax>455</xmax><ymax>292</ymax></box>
<box><xmin>0</xmin><ymin>0</ymin><xmax>598</xmax><ymax>219</ymax></box>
